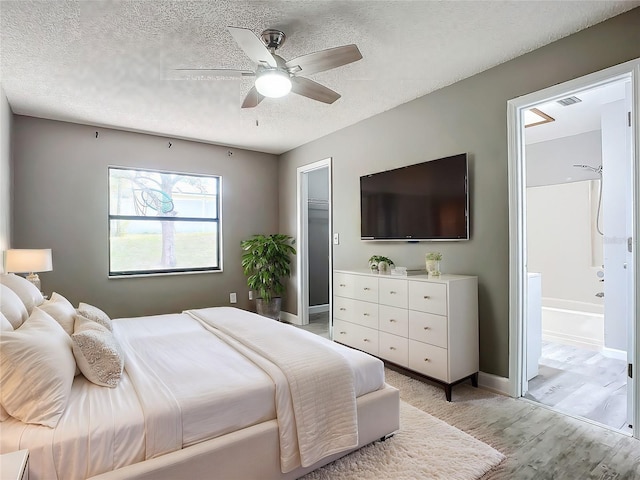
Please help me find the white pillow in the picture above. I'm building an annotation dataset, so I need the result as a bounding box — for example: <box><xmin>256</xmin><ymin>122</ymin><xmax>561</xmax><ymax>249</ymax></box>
<box><xmin>0</xmin><ymin>273</ymin><xmax>44</xmax><ymax>314</ymax></box>
<box><xmin>72</xmin><ymin>315</ymin><xmax>123</xmax><ymax>388</ymax></box>
<box><xmin>0</xmin><ymin>307</ymin><xmax>76</xmax><ymax>427</ymax></box>
<box><xmin>39</xmin><ymin>292</ymin><xmax>76</xmax><ymax>336</ymax></box>
<box><xmin>77</xmin><ymin>302</ymin><xmax>113</xmax><ymax>332</ymax></box>
<box><xmin>0</xmin><ymin>312</ymin><xmax>13</xmax><ymax>332</ymax></box>
<box><xmin>0</xmin><ymin>284</ymin><xmax>28</xmax><ymax>329</ymax></box>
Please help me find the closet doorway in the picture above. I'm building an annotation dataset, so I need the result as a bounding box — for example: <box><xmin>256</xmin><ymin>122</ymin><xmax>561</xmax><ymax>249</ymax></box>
<box><xmin>296</xmin><ymin>158</ymin><xmax>332</xmax><ymax>338</ymax></box>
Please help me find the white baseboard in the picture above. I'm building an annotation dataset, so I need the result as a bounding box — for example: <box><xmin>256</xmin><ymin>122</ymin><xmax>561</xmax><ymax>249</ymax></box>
<box><xmin>280</xmin><ymin>311</ymin><xmax>300</xmax><ymax>325</ymax></box>
<box><xmin>309</xmin><ymin>304</ymin><xmax>329</xmax><ymax>315</ymax></box>
<box><xmin>478</xmin><ymin>371</ymin><xmax>510</xmax><ymax>396</ymax></box>
<box><xmin>602</xmin><ymin>347</ymin><xmax>627</xmax><ymax>361</ymax></box>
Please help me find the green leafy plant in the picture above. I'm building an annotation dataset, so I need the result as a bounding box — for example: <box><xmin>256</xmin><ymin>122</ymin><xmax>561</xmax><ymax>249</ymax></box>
<box><xmin>241</xmin><ymin>234</ymin><xmax>296</xmax><ymax>303</ymax></box>
<box><xmin>368</xmin><ymin>255</ymin><xmax>395</xmax><ymax>269</ymax></box>
<box><xmin>369</xmin><ymin>255</ymin><xmax>395</xmax><ymax>265</ymax></box>
<box><xmin>425</xmin><ymin>252</ymin><xmax>442</xmax><ymax>261</ymax></box>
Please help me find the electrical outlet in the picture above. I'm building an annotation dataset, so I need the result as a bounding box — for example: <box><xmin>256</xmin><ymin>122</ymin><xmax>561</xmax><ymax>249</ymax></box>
<box><xmin>249</xmin><ymin>291</ymin><xmax>253</xmax><ymax>300</ymax></box>
<box><xmin>333</xmin><ymin>233</ymin><xmax>340</xmax><ymax>245</ymax></box>
<box><xmin>230</xmin><ymin>292</ymin><xmax>237</xmax><ymax>304</ymax></box>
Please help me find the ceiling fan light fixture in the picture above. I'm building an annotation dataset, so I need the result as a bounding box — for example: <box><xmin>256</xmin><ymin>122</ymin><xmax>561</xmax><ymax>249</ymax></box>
<box><xmin>255</xmin><ymin>69</ymin><xmax>292</xmax><ymax>98</ymax></box>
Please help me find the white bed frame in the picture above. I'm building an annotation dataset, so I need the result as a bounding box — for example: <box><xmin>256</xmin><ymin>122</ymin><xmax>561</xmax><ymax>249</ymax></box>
<box><xmin>89</xmin><ymin>384</ymin><xmax>399</xmax><ymax>480</ymax></box>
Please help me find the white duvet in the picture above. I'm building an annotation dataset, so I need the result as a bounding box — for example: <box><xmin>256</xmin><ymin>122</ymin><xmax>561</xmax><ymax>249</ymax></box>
<box><xmin>0</xmin><ymin>308</ymin><xmax>385</xmax><ymax>480</ymax></box>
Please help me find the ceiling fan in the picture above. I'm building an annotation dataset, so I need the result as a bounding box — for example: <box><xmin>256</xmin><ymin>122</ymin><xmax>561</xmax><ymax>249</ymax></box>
<box><xmin>175</xmin><ymin>26</ymin><xmax>362</xmax><ymax>108</ymax></box>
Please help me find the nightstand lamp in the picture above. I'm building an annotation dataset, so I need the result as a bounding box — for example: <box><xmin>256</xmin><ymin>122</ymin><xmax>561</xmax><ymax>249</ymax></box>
<box><xmin>5</xmin><ymin>248</ymin><xmax>53</xmax><ymax>292</ymax></box>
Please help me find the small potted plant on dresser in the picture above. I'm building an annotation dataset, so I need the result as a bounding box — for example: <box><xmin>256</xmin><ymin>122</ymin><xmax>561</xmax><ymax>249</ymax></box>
<box><xmin>368</xmin><ymin>255</ymin><xmax>395</xmax><ymax>273</ymax></box>
<box><xmin>241</xmin><ymin>234</ymin><xmax>296</xmax><ymax>320</ymax></box>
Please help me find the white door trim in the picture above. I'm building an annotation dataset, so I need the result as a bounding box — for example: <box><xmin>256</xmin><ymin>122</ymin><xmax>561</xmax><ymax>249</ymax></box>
<box><xmin>507</xmin><ymin>58</ymin><xmax>640</xmax><ymax>438</ymax></box>
<box><xmin>296</xmin><ymin>158</ymin><xmax>332</xmax><ymax>327</ymax></box>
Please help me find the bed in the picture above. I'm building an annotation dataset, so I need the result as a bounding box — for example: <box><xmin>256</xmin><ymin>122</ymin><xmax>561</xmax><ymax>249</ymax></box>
<box><xmin>0</xmin><ymin>275</ymin><xmax>400</xmax><ymax>480</ymax></box>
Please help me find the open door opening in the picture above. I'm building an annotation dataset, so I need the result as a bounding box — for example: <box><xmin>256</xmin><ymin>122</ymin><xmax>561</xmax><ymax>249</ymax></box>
<box><xmin>296</xmin><ymin>159</ymin><xmax>332</xmax><ymax>338</ymax></box>
<box><xmin>508</xmin><ymin>59</ymin><xmax>639</xmax><ymax>438</ymax></box>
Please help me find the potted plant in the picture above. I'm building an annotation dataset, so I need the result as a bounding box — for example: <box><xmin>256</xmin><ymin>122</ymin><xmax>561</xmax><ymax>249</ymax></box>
<box><xmin>368</xmin><ymin>255</ymin><xmax>395</xmax><ymax>273</ymax></box>
<box><xmin>425</xmin><ymin>252</ymin><xmax>442</xmax><ymax>277</ymax></box>
<box><xmin>241</xmin><ymin>234</ymin><xmax>296</xmax><ymax>320</ymax></box>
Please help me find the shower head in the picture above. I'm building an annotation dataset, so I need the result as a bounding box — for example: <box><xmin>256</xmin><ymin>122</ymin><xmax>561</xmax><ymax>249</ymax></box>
<box><xmin>572</xmin><ymin>164</ymin><xmax>603</xmax><ymax>174</ymax></box>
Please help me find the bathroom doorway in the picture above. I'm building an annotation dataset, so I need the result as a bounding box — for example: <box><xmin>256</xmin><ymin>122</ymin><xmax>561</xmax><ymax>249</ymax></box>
<box><xmin>508</xmin><ymin>59</ymin><xmax>639</xmax><ymax>437</ymax></box>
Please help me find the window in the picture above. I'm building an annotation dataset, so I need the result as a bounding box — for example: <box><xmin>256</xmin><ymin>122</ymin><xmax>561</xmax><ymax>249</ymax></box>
<box><xmin>108</xmin><ymin>167</ymin><xmax>221</xmax><ymax>276</ymax></box>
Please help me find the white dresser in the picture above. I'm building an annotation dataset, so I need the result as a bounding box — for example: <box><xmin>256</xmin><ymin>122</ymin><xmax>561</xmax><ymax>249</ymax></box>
<box><xmin>333</xmin><ymin>269</ymin><xmax>478</xmax><ymax>401</ymax></box>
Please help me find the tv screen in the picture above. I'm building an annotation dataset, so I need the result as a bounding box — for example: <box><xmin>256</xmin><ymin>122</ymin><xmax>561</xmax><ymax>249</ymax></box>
<box><xmin>360</xmin><ymin>154</ymin><xmax>469</xmax><ymax>241</ymax></box>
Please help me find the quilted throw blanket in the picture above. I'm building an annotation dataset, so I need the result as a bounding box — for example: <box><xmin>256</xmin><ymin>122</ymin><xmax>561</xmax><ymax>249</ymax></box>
<box><xmin>186</xmin><ymin>307</ymin><xmax>359</xmax><ymax>473</ymax></box>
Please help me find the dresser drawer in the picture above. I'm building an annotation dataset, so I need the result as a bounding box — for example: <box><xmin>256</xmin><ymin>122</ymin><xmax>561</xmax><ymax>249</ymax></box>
<box><xmin>378</xmin><ymin>277</ymin><xmax>408</xmax><ymax>308</ymax></box>
<box><xmin>408</xmin><ymin>310</ymin><xmax>448</xmax><ymax>348</ymax></box>
<box><xmin>333</xmin><ymin>320</ymin><xmax>378</xmax><ymax>356</ymax></box>
<box><xmin>379</xmin><ymin>331</ymin><xmax>408</xmax><ymax>366</ymax></box>
<box><xmin>353</xmin><ymin>275</ymin><xmax>379</xmax><ymax>303</ymax></box>
<box><xmin>334</xmin><ymin>272</ymin><xmax>356</xmax><ymax>298</ymax></box>
<box><xmin>408</xmin><ymin>340</ymin><xmax>448</xmax><ymax>381</ymax></box>
<box><xmin>334</xmin><ymin>296</ymin><xmax>378</xmax><ymax>328</ymax></box>
<box><xmin>408</xmin><ymin>281</ymin><xmax>447</xmax><ymax>315</ymax></box>
<box><xmin>379</xmin><ymin>304</ymin><xmax>408</xmax><ymax>337</ymax></box>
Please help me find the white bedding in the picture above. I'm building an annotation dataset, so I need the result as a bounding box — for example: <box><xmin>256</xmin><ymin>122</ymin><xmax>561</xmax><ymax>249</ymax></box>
<box><xmin>188</xmin><ymin>307</ymin><xmax>363</xmax><ymax>471</ymax></box>
<box><xmin>0</xmin><ymin>308</ymin><xmax>385</xmax><ymax>480</ymax></box>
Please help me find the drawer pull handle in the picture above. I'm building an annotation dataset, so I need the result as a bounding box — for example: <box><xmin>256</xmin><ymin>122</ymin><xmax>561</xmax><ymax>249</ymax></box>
<box><xmin>363</xmin><ymin>338</ymin><xmax>370</xmax><ymax>342</ymax></box>
<box><xmin>424</xmin><ymin>358</ymin><xmax>430</xmax><ymax>362</ymax></box>
<box><xmin>363</xmin><ymin>313</ymin><xmax>370</xmax><ymax>317</ymax></box>
<box><xmin>423</xmin><ymin>295</ymin><xmax>431</xmax><ymax>299</ymax></box>
<box><xmin>363</xmin><ymin>287</ymin><xmax>370</xmax><ymax>291</ymax></box>
<box><xmin>339</xmin><ymin>331</ymin><xmax>346</xmax><ymax>335</ymax></box>
<box><xmin>339</xmin><ymin>307</ymin><xmax>346</xmax><ymax>311</ymax></box>
<box><xmin>339</xmin><ymin>284</ymin><xmax>346</xmax><ymax>287</ymax></box>
<box><xmin>390</xmin><ymin>291</ymin><xmax>396</xmax><ymax>294</ymax></box>
<box><xmin>423</xmin><ymin>326</ymin><xmax>430</xmax><ymax>330</ymax></box>
<box><xmin>389</xmin><ymin>319</ymin><xmax>397</xmax><ymax>323</ymax></box>
<box><xmin>390</xmin><ymin>347</ymin><xmax>396</xmax><ymax>351</ymax></box>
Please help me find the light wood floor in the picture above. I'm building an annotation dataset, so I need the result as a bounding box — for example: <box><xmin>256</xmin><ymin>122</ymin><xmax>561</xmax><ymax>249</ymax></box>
<box><xmin>297</xmin><ymin>311</ymin><xmax>330</xmax><ymax>338</ymax></box>
<box><xmin>525</xmin><ymin>341</ymin><xmax>630</xmax><ymax>433</ymax></box>
<box><xmin>295</xmin><ymin>316</ymin><xmax>640</xmax><ymax>478</ymax></box>
<box><xmin>385</xmin><ymin>369</ymin><xmax>640</xmax><ymax>480</ymax></box>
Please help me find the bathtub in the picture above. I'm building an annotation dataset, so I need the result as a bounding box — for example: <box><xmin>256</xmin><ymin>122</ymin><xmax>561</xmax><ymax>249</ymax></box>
<box><xmin>541</xmin><ymin>297</ymin><xmax>604</xmax><ymax>351</ymax></box>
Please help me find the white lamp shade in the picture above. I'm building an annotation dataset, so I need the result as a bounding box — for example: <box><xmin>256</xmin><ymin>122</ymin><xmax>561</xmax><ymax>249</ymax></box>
<box><xmin>255</xmin><ymin>70</ymin><xmax>292</xmax><ymax>98</ymax></box>
<box><xmin>5</xmin><ymin>249</ymin><xmax>53</xmax><ymax>273</ymax></box>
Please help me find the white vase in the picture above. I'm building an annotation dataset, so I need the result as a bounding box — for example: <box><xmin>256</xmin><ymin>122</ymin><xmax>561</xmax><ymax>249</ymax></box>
<box><xmin>425</xmin><ymin>259</ymin><xmax>440</xmax><ymax>277</ymax></box>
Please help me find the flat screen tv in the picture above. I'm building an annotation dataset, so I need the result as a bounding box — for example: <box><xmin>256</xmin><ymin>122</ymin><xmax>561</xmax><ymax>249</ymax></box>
<box><xmin>360</xmin><ymin>153</ymin><xmax>469</xmax><ymax>241</ymax></box>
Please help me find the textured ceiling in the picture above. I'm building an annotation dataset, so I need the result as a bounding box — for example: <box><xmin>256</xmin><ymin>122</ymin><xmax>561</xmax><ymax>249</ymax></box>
<box><xmin>1</xmin><ymin>1</ymin><xmax>638</xmax><ymax>155</ymax></box>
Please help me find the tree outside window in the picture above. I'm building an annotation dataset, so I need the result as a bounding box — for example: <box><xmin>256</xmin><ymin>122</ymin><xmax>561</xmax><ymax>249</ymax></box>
<box><xmin>108</xmin><ymin>167</ymin><xmax>221</xmax><ymax>276</ymax></box>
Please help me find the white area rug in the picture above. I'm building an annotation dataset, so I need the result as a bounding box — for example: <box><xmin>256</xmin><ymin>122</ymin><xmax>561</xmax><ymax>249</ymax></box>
<box><xmin>303</xmin><ymin>401</ymin><xmax>505</xmax><ymax>480</ymax></box>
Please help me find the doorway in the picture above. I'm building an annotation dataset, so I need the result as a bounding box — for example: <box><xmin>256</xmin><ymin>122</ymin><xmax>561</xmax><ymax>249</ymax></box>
<box><xmin>507</xmin><ymin>59</ymin><xmax>640</xmax><ymax>438</ymax></box>
<box><xmin>296</xmin><ymin>158</ymin><xmax>332</xmax><ymax>338</ymax></box>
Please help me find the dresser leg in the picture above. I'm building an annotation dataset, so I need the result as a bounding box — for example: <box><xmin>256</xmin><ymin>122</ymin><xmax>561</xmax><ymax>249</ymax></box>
<box><xmin>471</xmin><ymin>372</ymin><xmax>479</xmax><ymax>388</ymax></box>
<box><xmin>445</xmin><ymin>384</ymin><xmax>452</xmax><ymax>402</ymax></box>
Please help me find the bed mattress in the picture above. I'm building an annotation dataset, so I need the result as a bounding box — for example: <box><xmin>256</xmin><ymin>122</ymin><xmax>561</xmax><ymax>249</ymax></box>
<box><xmin>0</xmin><ymin>309</ymin><xmax>385</xmax><ymax>480</ymax></box>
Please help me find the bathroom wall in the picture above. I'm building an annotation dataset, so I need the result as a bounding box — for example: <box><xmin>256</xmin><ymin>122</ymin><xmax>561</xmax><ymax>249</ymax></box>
<box><xmin>527</xmin><ymin>180</ymin><xmax>604</xmax><ymax>310</ymax></box>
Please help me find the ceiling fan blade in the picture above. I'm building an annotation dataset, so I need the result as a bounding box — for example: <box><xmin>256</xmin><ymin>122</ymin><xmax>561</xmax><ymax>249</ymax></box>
<box><xmin>291</xmin><ymin>77</ymin><xmax>341</xmax><ymax>104</ymax></box>
<box><xmin>241</xmin><ymin>86</ymin><xmax>265</xmax><ymax>109</ymax></box>
<box><xmin>169</xmin><ymin>69</ymin><xmax>255</xmax><ymax>80</ymax></box>
<box><xmin>227</xmin><ymin>26</ymin><xmax>277</xmax><ymax>68</ymax></box>
<box><xmin>286</xmin><ymin>44</ymin><xmax>362</xmax><ymax>76</ymax></box>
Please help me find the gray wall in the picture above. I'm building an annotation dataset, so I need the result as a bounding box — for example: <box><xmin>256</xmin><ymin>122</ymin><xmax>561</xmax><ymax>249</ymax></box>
<box><xmin>12</xmin><ymin>116</ymin><xmax>279</xmax><ymax>318</ymax></box>
<box><xmin>278</xmin><ymin>8</ymin><xmax>640</xmax><ymax>377</ymax></box>
<box><xmin>0</xmin><ymin>86</ymin><xmax>12</xmax><ymax>271</ymax></box>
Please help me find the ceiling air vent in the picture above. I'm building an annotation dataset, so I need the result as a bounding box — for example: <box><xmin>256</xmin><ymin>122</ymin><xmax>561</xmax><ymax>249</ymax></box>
<box><xmin>557</xmin><ymin>96</ymin><xmax>582</xmax><ymax>107</ymax></box>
